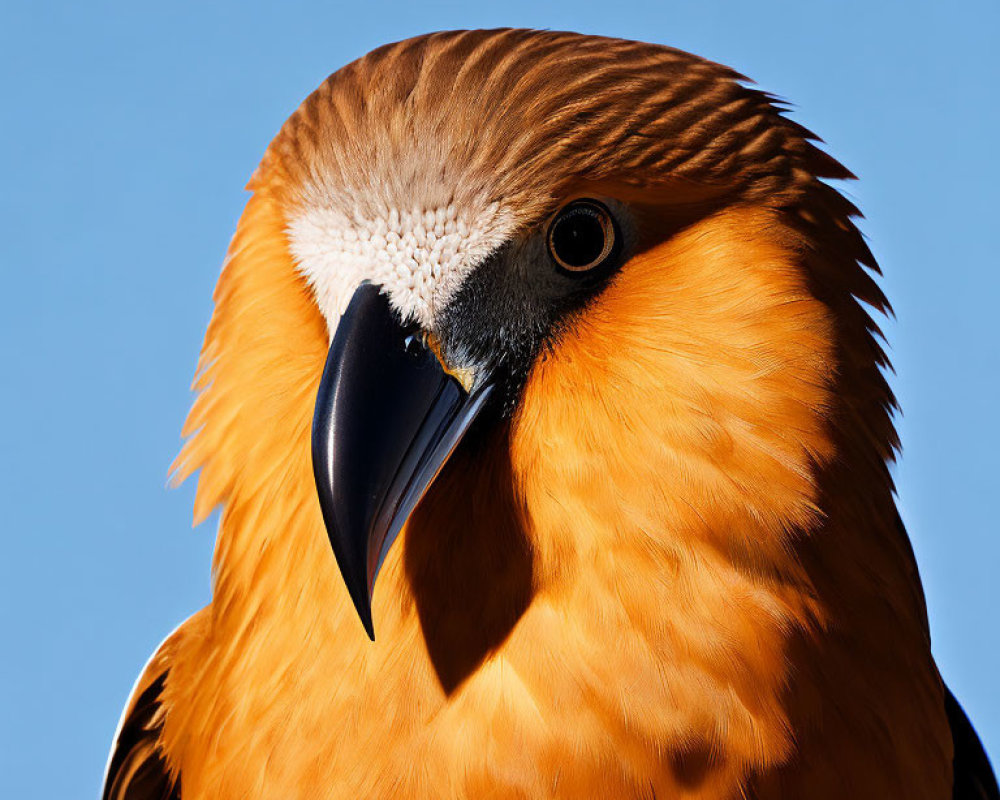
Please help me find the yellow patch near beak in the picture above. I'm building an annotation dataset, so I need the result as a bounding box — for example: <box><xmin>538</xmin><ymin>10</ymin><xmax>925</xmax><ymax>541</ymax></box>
<box><xmin>424</xmin><ymin>333</ymin><xmax>476</xmax><ymax>393</ymax></box>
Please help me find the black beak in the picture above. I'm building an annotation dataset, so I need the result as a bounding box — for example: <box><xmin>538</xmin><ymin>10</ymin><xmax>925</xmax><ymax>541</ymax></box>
<box><xmin>311</xmin><ymin>283</ymin><xmax>493</xmax><ymax>640</ymax></box>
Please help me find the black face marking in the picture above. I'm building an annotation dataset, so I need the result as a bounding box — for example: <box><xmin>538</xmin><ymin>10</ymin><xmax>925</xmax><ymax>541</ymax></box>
<box><xmin>434</xmin><ymin>201</ymin><xmax>628</xmax><ymax>415</ymax></box>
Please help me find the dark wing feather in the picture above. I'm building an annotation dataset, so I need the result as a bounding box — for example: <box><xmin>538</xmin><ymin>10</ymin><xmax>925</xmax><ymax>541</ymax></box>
<box><xmin>894</xmin><ymin>513</ymin><xmax>997</xmax><ymax>798</ymax></box>
<box><xmin>948</xmin><ymin>686</ymin><xmax>999</xmax><ymax>800</ymax></box>
<box><xmin>102</xmin><ymin>672</ymin><xmax>180</xmax><ymax>800</ymax></box>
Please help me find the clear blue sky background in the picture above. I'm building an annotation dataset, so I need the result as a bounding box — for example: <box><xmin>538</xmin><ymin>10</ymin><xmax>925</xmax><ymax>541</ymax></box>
<box><xmin>1</xmin><ymin>1</ymin><xmax>997</xmax><ymax>797</ymax></box>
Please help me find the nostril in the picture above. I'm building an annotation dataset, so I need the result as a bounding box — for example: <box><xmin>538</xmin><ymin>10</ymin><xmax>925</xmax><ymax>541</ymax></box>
<box><xmin>402</xmin><ymin>333</ymin><xmax>425</xmax><ymax>358</ymax></box>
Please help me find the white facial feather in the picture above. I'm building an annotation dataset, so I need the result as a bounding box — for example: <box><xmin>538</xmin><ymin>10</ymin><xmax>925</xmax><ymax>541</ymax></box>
<box><xmin>287</xmin><ymin>199</ymin><xmax>515</xmax><ymax>335</ymax></box>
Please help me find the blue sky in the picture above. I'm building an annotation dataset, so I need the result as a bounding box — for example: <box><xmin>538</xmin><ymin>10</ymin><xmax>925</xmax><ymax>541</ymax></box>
<box><xmin>1</xmin><ymin>1</ymin><xmax>997</xmax><ymax>797</ymax></box>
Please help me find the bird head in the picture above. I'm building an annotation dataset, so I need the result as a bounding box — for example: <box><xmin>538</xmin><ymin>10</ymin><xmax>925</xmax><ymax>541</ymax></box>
<box><xmin>176</xmin><ymin>29</ymin><xmax>891</xmax><ymax>646</ymax></box>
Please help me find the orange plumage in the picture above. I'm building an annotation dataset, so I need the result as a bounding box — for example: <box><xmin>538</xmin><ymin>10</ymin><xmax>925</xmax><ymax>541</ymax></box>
<box><xmin>103</xmin><ymin>29</ymin><xmax>995</xmax><ymax>800</ymax></box>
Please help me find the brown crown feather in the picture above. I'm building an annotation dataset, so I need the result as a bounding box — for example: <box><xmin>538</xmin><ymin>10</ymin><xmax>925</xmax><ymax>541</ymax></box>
<box><xmin>256</xmin><ymin>29</ymin><xmax>856</xmax><ymax>222</ymax></box>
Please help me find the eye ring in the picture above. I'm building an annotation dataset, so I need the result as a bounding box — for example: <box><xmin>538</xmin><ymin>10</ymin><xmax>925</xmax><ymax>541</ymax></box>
<box><xmin>546</xmin><ymin>199</ymin><xmax>620</xmax><ymax>276</ymax></box>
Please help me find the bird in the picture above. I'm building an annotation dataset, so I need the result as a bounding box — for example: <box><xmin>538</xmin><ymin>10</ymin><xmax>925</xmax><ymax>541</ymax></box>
<box><xmin>102</xmin><ymin>28</ymin><xmax>998</xmax><ymax>800</ymax></box>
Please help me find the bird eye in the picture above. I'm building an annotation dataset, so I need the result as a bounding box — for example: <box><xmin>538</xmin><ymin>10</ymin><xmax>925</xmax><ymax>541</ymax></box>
<box><xmin>547</xmin><ymin>199</ymin><xmax>620</xmax><ymax>276</ymax></box>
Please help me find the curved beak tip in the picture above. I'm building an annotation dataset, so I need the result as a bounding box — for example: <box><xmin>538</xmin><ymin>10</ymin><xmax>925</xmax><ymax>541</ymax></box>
<box><xmin>355</xmin><ymin>598</ymin><xmax>376</xmax><ymax>642</ymax></box>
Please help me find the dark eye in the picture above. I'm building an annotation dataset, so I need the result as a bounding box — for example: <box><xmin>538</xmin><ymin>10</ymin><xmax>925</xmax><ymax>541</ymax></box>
<box><xmin>547</xmin><ymin>199</ymin><xmax>620</xmax><ymax>275</ymax></box>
